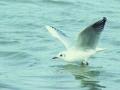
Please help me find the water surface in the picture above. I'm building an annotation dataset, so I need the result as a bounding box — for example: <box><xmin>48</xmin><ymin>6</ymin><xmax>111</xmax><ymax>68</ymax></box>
<box><xmin>0</xmin><ymin>0</ymin><xmax>120</xmax><ymax>90</ymax></box>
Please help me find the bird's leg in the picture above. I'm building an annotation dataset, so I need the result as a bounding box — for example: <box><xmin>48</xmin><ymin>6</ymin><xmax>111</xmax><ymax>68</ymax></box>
<box><xmin>86</xmin><ymin>61</ymin><xmax>89</xmax><ymax>65</ymax></box>
<box><xmin>81</xmin><ymin>59</ymin><xmax>89</xmax><ymax>65</ymax></box>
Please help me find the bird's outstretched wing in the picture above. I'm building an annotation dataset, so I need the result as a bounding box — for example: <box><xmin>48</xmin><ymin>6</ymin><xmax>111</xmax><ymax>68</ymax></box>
<box><xmin>46</xmin><ymin>25</ymin><xmax>71</xmax><ymax>49</ymax></box>
<box><xmin>76</xmin><ymin>17</ymin><xmax>107</xmax><ymax>50</ymax></box>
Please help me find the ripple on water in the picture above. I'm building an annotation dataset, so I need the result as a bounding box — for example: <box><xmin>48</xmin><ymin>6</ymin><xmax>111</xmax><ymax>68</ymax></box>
<box><xmin>21</xmin><ymin>75</ymin><xmax>80</xmax><ymax>90</ymax></box>
<box><xmin>0</xmin><ymin>51</ymin><xmax>38</xmax><ymax>67</ymax></box>
<box><xmin>0</xmin><ymin>40</ymin><xmax>19</xmax><ymax>45</ymax></box>
<box><xmin>42</xmin><ymin>0</ymin><xmax>75</xmax><ymax>5</ymax></box>
<box><xmin>0</xmin><ymin>0</ymin><xmax>119</xmax><ymax>90</ymax></box>
<box><xmin>0</xmin><ymin>82</ymin><xmax>20</xmax><ymax>90</ymax></box>
<box><xmin>0</xmin><ymin>0</ymin><xmax>35</xmax><ymax>5</ymax></box>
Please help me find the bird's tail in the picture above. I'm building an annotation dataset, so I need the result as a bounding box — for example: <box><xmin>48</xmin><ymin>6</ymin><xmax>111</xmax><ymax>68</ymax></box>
<box><xmin>96</xmin><ymin>48</ymin><xmax>106</xmax><ymax>52</ymax></box>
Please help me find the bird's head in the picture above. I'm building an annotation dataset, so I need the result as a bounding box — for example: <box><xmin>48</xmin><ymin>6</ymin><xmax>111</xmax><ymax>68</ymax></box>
<box><xmin>52</xmin><ymin>51</ymin><xmax>66</xmax><ymax>60</ymax></box>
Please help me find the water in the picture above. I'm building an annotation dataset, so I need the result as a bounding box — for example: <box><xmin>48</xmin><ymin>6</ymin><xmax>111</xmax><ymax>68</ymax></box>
<box><xmin>0</xmin><ymin>0</ymin><xmax>120</xmax><ymax>90</ymax></box>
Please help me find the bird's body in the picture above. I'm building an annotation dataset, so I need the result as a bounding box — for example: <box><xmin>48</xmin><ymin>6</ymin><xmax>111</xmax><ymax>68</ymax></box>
<box><xmin>46</xmin><ymin>17</ymin><xmax>107</xmax><ymax>65</ymax></box>
<box><xmin>59</xmin><ymin>48</ymin><xmax>96</xmax><ymax>62</ymax></box>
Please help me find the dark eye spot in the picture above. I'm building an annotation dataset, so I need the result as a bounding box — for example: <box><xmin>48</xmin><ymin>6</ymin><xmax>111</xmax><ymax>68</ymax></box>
<box><xmin>60</xmin><ymin>54</ymin><xmax>63</xmax><ymax>57</ymax></box>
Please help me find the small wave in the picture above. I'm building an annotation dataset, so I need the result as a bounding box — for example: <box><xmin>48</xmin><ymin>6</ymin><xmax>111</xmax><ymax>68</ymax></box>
<box><xmin>0</xmin><ymin>40</ymin><xmax>19</xmax><ymax>45</ymax></box>
<box><xmin>38</xmin><ymin>86</ymin><xmax>80</xmax><ymax>89</ymax></box>
<box><xmin>0</xmin><ymin>82</ymin><xmax>20</xmax><ymax>90</ymax></box>
<box><xmin>0</xmin><ymin>51</ymin><xmax>38</xmax><ymax>67</ymax></box>
<box><xmin>0</xmin><ymin>0</ymin><xmax>35</xmax><ymax>4</ymax></box>
<box><xmin>110</xmin><ymin>40</ymin><xmax>120</xmax><ymax>47</ymax></box>
<box><xmin>42</xmin><ymin>0</ymin><xmax>75</xmax><ymax>5</ymax></box>
<box><xmin>0</xmin><ymin>1</ymin><xmax>8</xmax><ymax>6</ymax></box>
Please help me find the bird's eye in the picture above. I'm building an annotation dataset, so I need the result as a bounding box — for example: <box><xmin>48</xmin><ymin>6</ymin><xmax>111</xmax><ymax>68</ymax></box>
<box><xmin>60</xmin><ymin>54</ymin><xmax>63</xmax><ymax>57</ymax></box>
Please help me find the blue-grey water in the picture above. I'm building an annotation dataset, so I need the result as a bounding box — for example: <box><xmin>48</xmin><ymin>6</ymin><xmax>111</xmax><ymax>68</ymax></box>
<box><xmin>0</xmin><ymin>0</ymin><xmax>120</xmax><ymax>90</ymax></box>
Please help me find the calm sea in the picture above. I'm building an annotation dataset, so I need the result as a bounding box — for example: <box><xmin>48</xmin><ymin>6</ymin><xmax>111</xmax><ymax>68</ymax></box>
<box><xmin>0</xmin><ymin>0</ymin><xmax>120</xmax><ymax>90</ymax></box>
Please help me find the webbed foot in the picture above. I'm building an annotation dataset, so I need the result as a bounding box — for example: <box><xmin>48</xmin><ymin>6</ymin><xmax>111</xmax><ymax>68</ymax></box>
<box><xmin>81</xmin><ymin>61</ymin><xmax>89</xmax><ymax>66</ymax></box>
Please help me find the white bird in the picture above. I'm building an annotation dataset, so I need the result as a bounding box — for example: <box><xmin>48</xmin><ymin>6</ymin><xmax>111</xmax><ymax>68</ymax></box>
<box><xmin>46</xmin><ymin>17</ymin><xmax>107</xmax><ymax>65</ymax></box>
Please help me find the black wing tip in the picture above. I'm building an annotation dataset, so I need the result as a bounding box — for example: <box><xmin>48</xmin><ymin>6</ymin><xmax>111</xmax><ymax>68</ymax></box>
<box><xmin>103</xmin><ymin>17</ymin><xmax>107</xmax><ymax>22</ymax></box>
<box><xmin>92</xmin><ymin>17</ymin><xmax>107</xmax><ymax>30</ymax></box>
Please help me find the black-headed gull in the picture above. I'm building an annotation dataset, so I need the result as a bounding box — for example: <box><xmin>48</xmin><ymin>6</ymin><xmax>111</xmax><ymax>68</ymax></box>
<box><xmin>46</xmin><ymin>17</ymin><xmax>107</xmax><ymax>65</ymax></box>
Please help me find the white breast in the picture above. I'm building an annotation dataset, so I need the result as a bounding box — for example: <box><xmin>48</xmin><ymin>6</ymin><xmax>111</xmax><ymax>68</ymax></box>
<box><xmin>63</xmin><ymin>49</ymin><xmax>96</xmax><ymax>62</ymax></box>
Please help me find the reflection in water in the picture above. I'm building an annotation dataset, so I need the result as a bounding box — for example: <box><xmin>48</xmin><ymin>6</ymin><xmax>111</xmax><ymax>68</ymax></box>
<box><xmin>63</xmin><ymin>64</ymin><xmax>106</xmax><ymax>90</ymax></box>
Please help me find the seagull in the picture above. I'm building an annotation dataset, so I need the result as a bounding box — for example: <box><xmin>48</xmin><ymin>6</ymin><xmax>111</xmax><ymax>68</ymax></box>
<box><xmin>46</xmin><ymin>17</ymin><xmax>107</xmax><ymax>65</ymax></box>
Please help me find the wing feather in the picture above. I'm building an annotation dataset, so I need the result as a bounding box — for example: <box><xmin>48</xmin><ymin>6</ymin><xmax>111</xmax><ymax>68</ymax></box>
<box><xmin>76</xmin><ymin>17</ymin><xmax>107</xmax><ymax>50</ymax></box>
<box><xmin>46</xmin><ymin>25</ymin><xmax>71</xmax><ymax>49</ymax></box>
